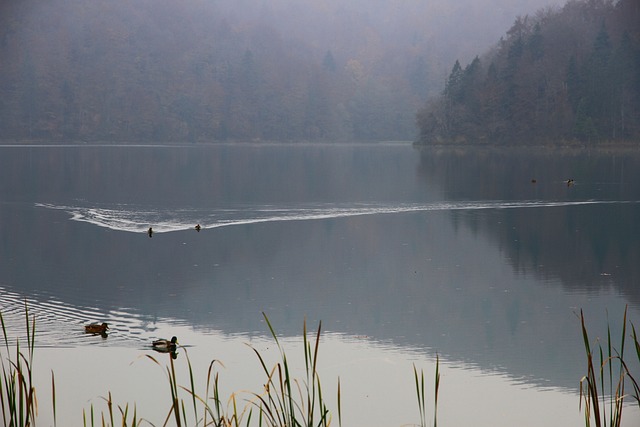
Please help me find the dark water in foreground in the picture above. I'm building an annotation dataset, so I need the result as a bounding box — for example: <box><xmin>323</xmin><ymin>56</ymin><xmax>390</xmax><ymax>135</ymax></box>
<box><xmin>0</xmin><ymin>143</ymin><xmax>639</xmax><ymax>426</ymax></box>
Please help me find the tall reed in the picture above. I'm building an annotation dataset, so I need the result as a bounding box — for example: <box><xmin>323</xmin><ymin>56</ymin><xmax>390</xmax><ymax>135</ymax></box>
<box><xmin>0</xmin><ymin>301</ymin><xmax>39</xmax><ymax>427</ymax></box>
<box><xmin>16</xmin><ymin>303</ymin><xmax>640</xmax><ymax>427</ymax></box>
<box><xmin>579</xmin><ymin>306</ymin><xmax>640</xmax><ymax>427</ymax></box>
<box><xmin>83</xmin><ymin>392</ymin><xmax>145</xmax><ymax>427</ymax></box>
<box><xmin>142</xmin><ymin>348</ymin><xmax>243</xmax><ymax>427</ymax></box>
<box><xmin>247</xmin><ymin>313</ymin><xmax>340</xmax><ymax>427</ymax></box>
<box><xmin>88</xmin><ymin>313</ymin><xmax>342</xmax><ymax>427</ymax></box>
<box><xmin>413</xmin><ymin>354</ymin><xmax>439</xmax><ymax>427</ymax></box>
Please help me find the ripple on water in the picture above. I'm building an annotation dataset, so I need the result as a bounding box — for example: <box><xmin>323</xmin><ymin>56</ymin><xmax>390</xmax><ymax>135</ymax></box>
<box><xmin>0</xmin><ymin>287</ymin><xmax>177</xmax><ymax>349</ymax></box>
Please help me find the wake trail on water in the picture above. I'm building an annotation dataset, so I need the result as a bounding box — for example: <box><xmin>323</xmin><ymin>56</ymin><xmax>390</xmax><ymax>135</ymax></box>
<box><xmin>36</xmin><ymin>200</ymin><xmax>637</xmax><ymax>234</ymax></box>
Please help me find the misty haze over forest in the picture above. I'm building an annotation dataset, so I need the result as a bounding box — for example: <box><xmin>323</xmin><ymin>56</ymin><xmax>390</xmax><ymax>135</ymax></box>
<box><xmin>0</xmin><ymin>0</ymin><xmax>567</xmax><ymax>143</ymax></box>
<box><xmin>417</xmin><ymin>0</ymin><xmax>640</xmax><ymax>145</ymax></box>
<box><xmin>2</xmin><ymin>3</ymin><xmax>640</xmax><ymax>424</ymax></box>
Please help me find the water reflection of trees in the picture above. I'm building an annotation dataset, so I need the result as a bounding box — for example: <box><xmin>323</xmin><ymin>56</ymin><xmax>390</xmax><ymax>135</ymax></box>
<box><xmin>2</xmin><ymin>144</ymin><xmax>638</xmax><ymax>392</ymax></box>
<box><xmin>0</xmin><ymin>144</ymin><xmax>416</xmax><ymax>206</ymax></box>
<box><xmin>416</xmin><ymin>146</ymin><xmax>640</xmax><ymax>306</ymax></box>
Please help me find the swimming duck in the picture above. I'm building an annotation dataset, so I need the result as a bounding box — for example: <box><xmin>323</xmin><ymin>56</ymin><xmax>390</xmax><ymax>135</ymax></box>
<box><xmin>85</xmin><ymin>322</ymin><xmax>109</xmax><ymax>334</ymax></box>
<box><xmin>195</xmin><ymin>224</ymin><xmax>201</xmax><ymax>232</ymax></box>
<box><xmin>152</xmin><ymin>336</ymin><xmax>178</xmax><ymax>351</ymax></box>
<box><xmin>566</xmin><ymin>179</ymin><xmax>575</xmax><ymax>187</ymax></box>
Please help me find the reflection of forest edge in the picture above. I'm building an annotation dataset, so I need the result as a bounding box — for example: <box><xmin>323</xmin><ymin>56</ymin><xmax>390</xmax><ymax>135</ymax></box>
<box><xmin>416</xmin><ymin>146</ymin><xmax>640</xmax><ymax>306</ymax></box>
<box><xmin>1</xmin><ymin>145</ymin><xmax>639</xmax><ymax>392</ymax></box>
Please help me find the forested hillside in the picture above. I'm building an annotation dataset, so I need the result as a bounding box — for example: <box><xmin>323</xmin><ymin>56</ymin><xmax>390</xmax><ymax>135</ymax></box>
<box><xmin>0</xmin><ymin>0</ymin><xmax>561</xmax><ymax>143</ymax></box>
<box><xmin>416</xmin><ymin>0</ymin><xmax>640</xmax><ymax>145</ymax></box>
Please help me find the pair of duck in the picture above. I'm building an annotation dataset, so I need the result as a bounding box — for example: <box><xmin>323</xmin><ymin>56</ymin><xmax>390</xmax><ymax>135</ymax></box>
<box><xmin>84</xmin><ymin>323</ymin><xmax>178</xmax><ymax>350</ymax></box>
<box><xmin>147</xmin><ymin>224</ymin><xmax>202</xmax><ymax>237</ymax></box>
<box><xmin>530</xmin><ymin>178</ymin><xmax>575</xmax><ymax>185</ymax></box>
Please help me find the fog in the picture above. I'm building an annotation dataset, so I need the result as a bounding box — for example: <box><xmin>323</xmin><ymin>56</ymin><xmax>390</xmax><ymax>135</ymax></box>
<box><xmin>0</xmin><ymin>0</ymin><xmax>565</xmax><ymax>142</ymax></box>
<box><xmin>216</xmin><ymin>0</ymin><xmax>565</xmax><ymax>64</ymax></box>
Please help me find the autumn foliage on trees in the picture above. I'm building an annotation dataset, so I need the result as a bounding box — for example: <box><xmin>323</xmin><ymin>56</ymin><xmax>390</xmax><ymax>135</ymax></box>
<box><xmin>0</xmin><ymin>0</ymin><xmax>567</xmax><ymax>144</ymax></box>
<box><xmin>0</xmin><ymin>0</ymin><xmax>421</xmax><ymax>143</ymax></box>
<box><xmin>0</xmin><ymin>1</ymin><xmax>376</xmax><ymax>142</ymax></box>
<box><xmin>416</xmin><ymin>0</ymin><xmax>640</xmax><ymax>145</ymax></box>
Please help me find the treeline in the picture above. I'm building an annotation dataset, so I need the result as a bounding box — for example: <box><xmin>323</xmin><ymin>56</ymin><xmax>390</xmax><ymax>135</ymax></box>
<box><xmin>0</xmin><ymin>1</ymin><xmax>358</xmax><ymax>142</ymax></box>
<box><xmin>0</xmin><ymin>0</ymin><xmax>423</xmax><ymax>143</ymax></box>
<box><xmin>416</xmin><ymin>0</ymin><xmax>640</xmax><ymax>145</ymax></box>
<box><xmin>0</xmin><ymin>0</ymin><xmax>562</xmax><ymax>144</ymax></box>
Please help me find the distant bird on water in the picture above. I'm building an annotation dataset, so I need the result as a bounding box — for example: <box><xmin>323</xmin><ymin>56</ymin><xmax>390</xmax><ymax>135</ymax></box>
<box><xmin>566</xmin><ymin>179</ymin><xmax>575</xmax><ymax>187</ymax></box>
<box><xmin>148</xmin><ymin>227</ymin><xmax>153</xmax><ymax>237</ymax></box>
<box><xmin>85</xmin><ymin>322</ymin><xmax>109</xmax><ymax>334</ymax></box>
<box><xmin>195</xmin><ymin>224</ymin><xmax>201</xmax><ymax>232</ymax></box>
<box><xmin>531</xmin><ymin>178</ymin><xmax>537</xmax><ymax>184</ymax></box>
<box><xmin>152</xmin><ymin>336</ymin><xmax>178</xmax><ymax>352</ymax></box>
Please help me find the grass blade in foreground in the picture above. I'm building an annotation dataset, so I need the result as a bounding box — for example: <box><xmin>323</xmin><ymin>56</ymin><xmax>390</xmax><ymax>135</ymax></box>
<box><xmin>247</xmin><ymin>313</ymin><xmax>340</xmax><ymax>427</ymax></box>
<box><xmin>413</xmin><ymin>354</ymin><xmax>439</xmax><ymax>427</ymax></box>
<box><xmin>0</xmin><ymin>303</ymin><xmax>38</xmax><ymax>427</ymax></box>
<box><xmin>579</xmin><ymin>306</ymin><xmax>639</xmax><ymax>427</ymax></box>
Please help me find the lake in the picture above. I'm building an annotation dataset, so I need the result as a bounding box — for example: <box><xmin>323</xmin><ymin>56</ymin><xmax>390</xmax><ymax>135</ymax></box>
<box><xmin>0</xmin><ymin>143</ymin><xmax>639</xmax><ymax>426</ymax></box>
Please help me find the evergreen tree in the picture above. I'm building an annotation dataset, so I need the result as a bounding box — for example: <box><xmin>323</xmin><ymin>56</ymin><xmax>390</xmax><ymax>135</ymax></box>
<box><xmin>582</xmin><ymin>22</ymin><xmax>612</xmax><ymax>139</ymax></box>
<box><xmin>528</xmin><ymin>23</ymin><xmax>544</xmax><ymax>61</ymax></box>
<box><xmin>416</xmin><ymin>0</ymin><xmax>640</xmax><ymax>145</ymax></box>
<box><xmin>444</xmin><ymin>60</ymin><xmax>463</xmax><ymax>102</ymax></box>
<box><xmin>322</xmin><ymin>50</ymin><xmax>336</xmax><ymax>72</ymax></box>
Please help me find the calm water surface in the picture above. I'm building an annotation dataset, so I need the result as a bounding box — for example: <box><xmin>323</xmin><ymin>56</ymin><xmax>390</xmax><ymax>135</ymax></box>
<box><xmin>0</xmin><ymin>143</ymin><xmax>639</xmax><ymax>426</ymax></box>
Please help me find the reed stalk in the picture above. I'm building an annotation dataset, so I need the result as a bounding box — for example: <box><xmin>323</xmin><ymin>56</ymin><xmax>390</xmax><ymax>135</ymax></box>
<box><xmin>124</xmin><ymin>313</ymin><xmax>342</xmax><ymax>427</ymax></box>
<box><xmin>413</xmin><ymin>363</ymin><xmax>426</xmax><ymax>427</ymax></box>
<box><xmin>4</xmin><ymin>300</ymin><xmax>638</xmax><ymax>427</ymax></box>
<box><xmin>51</xmin><ymin>371</ymin><xmax>56</xmax><ymax>427</ymax></box>
<box><xmin>579</xmin><ymin>306</ymin><xmax>640</xmax><ymax>427</ymax></box>
<box><xmin>413</xmin><ymin>354</ymin><xmax>440</xmax><ymax>427</ymax></box>
<box><xmin>247</xmin><ymin>313</ymin><xmax>339</xmax><ymax>427</ymax></box>
<box><xmin>0</xmin><ymin>301</ymin><xmax>41</xmax><ymax>427</ymax></box>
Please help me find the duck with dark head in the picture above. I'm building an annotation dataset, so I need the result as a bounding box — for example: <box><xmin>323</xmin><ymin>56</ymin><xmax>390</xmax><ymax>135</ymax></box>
<box><xmin>152</xmin><ymin>336</ymin><xmax>178</xmax><ymax>352</ymax></box>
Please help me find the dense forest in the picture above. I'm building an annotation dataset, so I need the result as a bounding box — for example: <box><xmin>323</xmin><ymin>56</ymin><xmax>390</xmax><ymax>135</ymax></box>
<box><xmin>0</xmin><ymin>0</ymin><xmax>562</xmax><ymax>143</ymax></box>
<box><xmin>416</xmin><ymin>0</ymin><xmax>640</xmax><ymax>145</ymax></box>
